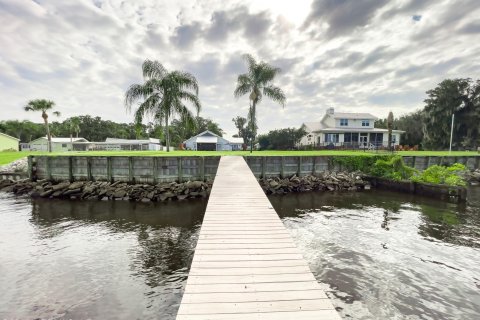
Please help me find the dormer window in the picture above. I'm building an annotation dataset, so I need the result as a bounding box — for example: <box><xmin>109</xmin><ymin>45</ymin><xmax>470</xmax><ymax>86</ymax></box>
<box><xmin>340</xmin><ymin>119</ymin><xmax>348</xmax><ymax>126</ymax></box>
<box><xmin>361</xmin><ymin>120</ymin><xmax>370</xmax><ymax>127</ymax></box>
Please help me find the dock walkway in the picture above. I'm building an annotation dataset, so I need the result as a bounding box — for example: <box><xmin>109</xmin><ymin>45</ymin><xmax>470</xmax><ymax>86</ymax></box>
<box><xmin>177</xmin><ymin>156</ymin><xmax>341</xmax><ymax>319</ymax></box>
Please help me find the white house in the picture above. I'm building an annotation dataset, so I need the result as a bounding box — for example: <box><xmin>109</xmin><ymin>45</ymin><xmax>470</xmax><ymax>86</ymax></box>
<box><xmin>299</xmin><ymin>108</ymin><xmax>404</xmax><ymax>149</ymax></box>
<box><xmin>184</xmin><ymin>130</ymin><xmax>244</xmax><ymax>151</ymax></box>
<box><xmin>29</xmin><ymin>137</ymin><xmax>89</xmax><ymax>152</ymax></box>
<box><xmin>101</xmin><ymin>138</ymin><xmax>162</xmax><ymax>151</ymax></box>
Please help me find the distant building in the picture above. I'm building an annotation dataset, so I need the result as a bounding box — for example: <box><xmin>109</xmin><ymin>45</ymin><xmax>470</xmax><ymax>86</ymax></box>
<box><xmin>29</xmin><ymin>137</ymin><xmax>89</xmax><ymax>152</ymax></box>
<box><xmin>0</xmin><ymin>132</ymin><xmax>20</xmax><ymax>151</ymax></box>
<box><xmin>299</xmin><ymin>107</ymin><xmax>404</xmax><ymax>149</ymax></box>
<box><xmin>101</xmin><ymin>138</ymin><xmax>162</xmax><ymax>151</ymax></box>
<box><xmin>184</xmin><ymin>130</ymin><xmax>244</xmax><ymax>151</ymax></box>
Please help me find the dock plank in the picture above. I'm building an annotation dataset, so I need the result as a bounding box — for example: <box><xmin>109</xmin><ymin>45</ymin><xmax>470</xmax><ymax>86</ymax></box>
<box><xmin>177</xmin><ymin>156</ymin><xmax>340</xmax><ymax>319</ymax></box>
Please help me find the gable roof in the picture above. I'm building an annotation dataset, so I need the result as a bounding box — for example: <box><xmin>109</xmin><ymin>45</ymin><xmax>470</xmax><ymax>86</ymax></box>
<box><xmin>105</xmin><ymin>138</ymin><xmax>161</xmax><ymax>144</ymax></box>
<box><xmin>0</xmin><ymin>132</ymin><xmax>20</xmax><ymax>141</ymax></box>
<box><xmin>303</xmin><ymin>122</ymin><xmax>325</xmax><ymax>132</ymax></box>
<box><xmin>30</xmin><ymin>137</ymin><xmax>89</xmax><ymax>143</ymax></box>
<box><xmin>332</xmin><ymin>112</ymin><xmax>378</xmax><ymax>120</ymax></box>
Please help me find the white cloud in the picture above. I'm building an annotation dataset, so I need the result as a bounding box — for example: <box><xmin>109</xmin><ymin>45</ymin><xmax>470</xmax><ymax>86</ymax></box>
<box><xmin>0</xmin><ymin>0</ymin><xmax>479</xmax><ymax>136</ymax></box>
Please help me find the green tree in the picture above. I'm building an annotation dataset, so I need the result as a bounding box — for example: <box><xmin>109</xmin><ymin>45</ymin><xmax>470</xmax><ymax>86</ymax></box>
<box><xmin>257</xmin><ymin>127</ymin><xmax>306</xmax><ymax>150</ymax></box>
<box><xmin>24</xmin><ymin>99</ymin><xmax>61</xmax><ymax>152</ymax></box>
<box><xmin>234</xmin><ymin>54</ymin><xmax>286</xmax><ymax>152</ymax></box>
<box><xmin>125</xmin><ymin>60</ymin><xmax>201</xmax><ymax>152</ymax></box>
<box><xmin>423</xmin><ymin>78</ymin><xmax>480</xmax><ymax>150</ymax></box>
<box><xmin>66</xmin><ymin>117</ymin><xmax>81</xmax><ymax>144</ymax></box>
<box><xmin>376</xmin><ymin>111</ymin><xmax>424</xmax><ymax>147</ymax></box>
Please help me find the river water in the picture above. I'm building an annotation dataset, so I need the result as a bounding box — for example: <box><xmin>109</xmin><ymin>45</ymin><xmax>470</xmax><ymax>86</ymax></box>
<box><xmin>270</xmin><ymin>188</ymin><xmax>480</xmax><ymax>320</ymax></box>
<box><xmin>0</xmin><ymin>194</ymin><xmax>206</xmax><ymax>320</ymax></box>
<box><xmin>1</xmin><ymin>189</ymin><xmax>479</xmax><ymax>319</ymax></box>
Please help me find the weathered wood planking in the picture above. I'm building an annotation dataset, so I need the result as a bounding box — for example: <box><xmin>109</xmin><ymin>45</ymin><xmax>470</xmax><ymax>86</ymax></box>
<box><xmin>177</xmin><ymin>156</ymin><xmax>340</xmax><ymax>320</ymax></box>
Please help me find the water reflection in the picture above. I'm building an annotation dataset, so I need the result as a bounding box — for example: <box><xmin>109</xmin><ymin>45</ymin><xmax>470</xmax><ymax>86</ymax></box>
<box><xmin>270</xmin><ymin>188</ymin><xmax>480</xmax><ymax>320</ymax></box>
<box><xmin>0</xmin><ymin>195</ymin><xmax>206</xmax><ymax>320</ymax></box>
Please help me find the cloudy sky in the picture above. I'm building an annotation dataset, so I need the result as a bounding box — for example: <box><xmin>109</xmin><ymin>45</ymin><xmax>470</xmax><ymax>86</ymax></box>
<box><xmin>1</xmin><ymin>0</ymin><xmax>479</xmax><ymax>136</ymax></box>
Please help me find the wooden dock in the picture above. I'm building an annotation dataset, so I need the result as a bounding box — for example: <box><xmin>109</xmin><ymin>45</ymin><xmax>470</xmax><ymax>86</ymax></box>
<box><xmin>177</xmin><ymin>156</ymin><xmax>341</xmax><ymax>320</ymax></box>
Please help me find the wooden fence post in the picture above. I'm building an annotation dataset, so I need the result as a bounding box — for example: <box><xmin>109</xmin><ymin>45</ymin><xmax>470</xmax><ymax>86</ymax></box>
<box><xmin>312</xmin><ymin>157</ymin><xmax>317</xmax><ymax>176</ymax></box>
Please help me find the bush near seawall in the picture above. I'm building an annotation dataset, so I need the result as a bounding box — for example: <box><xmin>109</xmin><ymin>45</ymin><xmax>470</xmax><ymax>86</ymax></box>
<box><xmin>332</xmin><ymin>155</ymin><xmax>467</xmax><ymax>187</ymax></box>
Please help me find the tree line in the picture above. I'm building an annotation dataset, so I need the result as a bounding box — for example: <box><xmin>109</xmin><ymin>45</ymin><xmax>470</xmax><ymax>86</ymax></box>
<box><xmin>0</xmin><ymin>115</ymin><xmax>223</xmax><ymax>146</ymax></box>
<box><xmin>376</xmin><ymin>78</ymin><xmax>480</xmax><ymax>150</ymax></box>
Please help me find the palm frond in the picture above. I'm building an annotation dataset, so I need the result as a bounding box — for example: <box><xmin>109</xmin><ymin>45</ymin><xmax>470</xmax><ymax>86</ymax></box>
<box><xmin>263</xmin><ymin>85</ymin><xmax>286</xmax><ymax>107</ymax></box>
<box><xmin>142</xmin><ymin>60</ymin><xmax>167</xmax><ymax>80</ymax></box>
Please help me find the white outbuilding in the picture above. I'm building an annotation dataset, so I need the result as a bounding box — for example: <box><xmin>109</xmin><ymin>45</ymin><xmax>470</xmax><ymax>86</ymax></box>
<box><xmin>184</xmin><ymin>130</ymin><xmax>244</xmax><ymax>151</ymax></box>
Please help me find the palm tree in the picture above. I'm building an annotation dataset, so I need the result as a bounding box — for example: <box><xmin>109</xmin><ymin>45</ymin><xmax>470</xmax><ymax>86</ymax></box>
<box><xmin>125</xmin><ymin>60</ymin><xmax>201</xmax><ymax>152</ymax></box>
<box><xmin>234</xmin><ymin>54</ymin><xmax>286</xmax><ymax>152</ymax></box>
<box><xmin>24</xmin><ymin>99</ymin><xmax>61</xmax><ymax>152</ymax></box>
<box><xmin>387</xmin><ymin>111</ymin><xmax>394</xmax><ymax>151</ymax></box>
<box><xmin>66</xmin><ymin>118</ymin><xmax>81</xmax><ymax>145</ymax></box>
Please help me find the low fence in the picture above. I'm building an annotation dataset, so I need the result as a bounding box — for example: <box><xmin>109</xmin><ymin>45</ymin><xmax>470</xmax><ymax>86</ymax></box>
<box><xmin>29</xmin><ymin>155</ymin><xmax>480</xmax><ymax>183</ymax></box>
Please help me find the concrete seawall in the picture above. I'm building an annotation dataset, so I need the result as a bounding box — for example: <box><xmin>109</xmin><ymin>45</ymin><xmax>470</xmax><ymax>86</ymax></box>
<box><xmin>28</xmin><ymin>155</ymin><xmax>480</xmax><ymax>183</ymax></box>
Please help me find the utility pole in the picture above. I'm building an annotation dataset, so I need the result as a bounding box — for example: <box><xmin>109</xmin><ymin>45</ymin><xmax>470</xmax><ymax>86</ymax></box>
<box><xmin>449</xmin><ymin>113</ymin><xmax>455</xmax><ymax>153</ymax></box>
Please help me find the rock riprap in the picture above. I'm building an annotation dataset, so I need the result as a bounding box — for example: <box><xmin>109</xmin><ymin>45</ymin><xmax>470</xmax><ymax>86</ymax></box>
<box><xmin>0</xmin><ymin>179</ymin><xmax>212</xmax><ymax>201</ymax></box>
<box><xmin>259</xmin><ymin>171</ymin><xmax>370</xmax><ymax>194</ymax></box>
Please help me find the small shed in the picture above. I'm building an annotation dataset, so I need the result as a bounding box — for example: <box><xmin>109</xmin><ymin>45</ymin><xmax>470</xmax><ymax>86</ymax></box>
<box><xmin>0</xmin><ymin>132</ymin><xmax>20</xmax><ymax>151</ymax></box>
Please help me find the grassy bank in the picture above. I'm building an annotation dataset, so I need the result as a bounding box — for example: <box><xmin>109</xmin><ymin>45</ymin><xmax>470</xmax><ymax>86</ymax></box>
<box><xmin>1</xmin><ymin>150</ymin><xmax>478</xmax><ymax>166</ymax></box>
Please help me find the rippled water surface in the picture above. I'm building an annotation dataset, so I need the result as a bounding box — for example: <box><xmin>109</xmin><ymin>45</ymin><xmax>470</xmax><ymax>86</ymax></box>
<box><xmin>0</xmin><ymin>194</ymin><xmax>206</xmax><ymax>319</ymax></box>
<box><xmin>270</xmin><ymin>188</ymin><xmax>480</xmax><ymax>320</ymax></box>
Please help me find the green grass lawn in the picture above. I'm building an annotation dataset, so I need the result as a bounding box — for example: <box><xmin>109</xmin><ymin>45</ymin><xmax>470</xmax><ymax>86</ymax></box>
<box><xmin>1</xmin><ymin>150</ymin><xmax>478</xmax><ymax>166</ymax></box>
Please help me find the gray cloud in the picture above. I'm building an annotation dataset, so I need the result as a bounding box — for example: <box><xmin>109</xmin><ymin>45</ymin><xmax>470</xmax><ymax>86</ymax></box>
<box><xmin>170</xmin><ymin>22</ymin><xmax>202</xmax><ymax>49</ymax></box>
<box><xmin>302</xmin><ymin>0</ymin><xmax>389</xmax><ymax>38</ymax></box>
<box><xmin>0</xmin><ymin>0</ymin><xmax>479</xmax><ymax>135</ymax></box>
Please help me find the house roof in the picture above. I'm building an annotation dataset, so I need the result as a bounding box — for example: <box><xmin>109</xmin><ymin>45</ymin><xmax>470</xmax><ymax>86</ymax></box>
<box><xmin>332</xmin><ymin>112</ymin><xmax>378</xmax><ymax>120</ymax></box>
<box><xmin>0</xmin><ymin>132</ymin><xmax>20</xmax><ymax>141</ymax></box>
<box><xmin>30</xmin><ymin>137</ymin><xmax>89</xmax><ymax>143</ymax></box>
<box><xmin>303</xmin><ymin>122</ymin><xmax>325</xmax><ymax>132</ymax></box>
<box><xmin>319</xmin><ymin>128</ymin><xmax>405</xmax><ymax>133</ymax></box>
<box><xmin>105</xmin><ymin>138</ymin><xmax>161</xmax><ymax>144</ymax></box>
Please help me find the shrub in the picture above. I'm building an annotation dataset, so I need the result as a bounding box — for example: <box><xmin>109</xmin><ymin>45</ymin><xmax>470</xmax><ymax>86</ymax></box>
<box><xmin>410</xmin><ymin>163</ymin><xmax>466</xmax><ymax>186</ymax></box>
<box><xmin>370</xmin><ymin>156</ymin><xmax>416</xmax><ymax>181</ymax></box>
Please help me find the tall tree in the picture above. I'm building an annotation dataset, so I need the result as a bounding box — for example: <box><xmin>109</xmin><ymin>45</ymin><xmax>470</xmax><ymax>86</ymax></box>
<box><xmin>423</xmin><ymin>78</ymin><xmax>480</xmax><ymax>150</ymax></box>
<box><xmin>387</xmin><ymin>111</ymin><xmax>394</xmax><ymax>151</ymax></box>
<box><xmin>125</xmin><ymin>60</ymin><xmax>201</xmax><ymax>152</ymax></box>
<box><xmin>234</xmin><ymin>54</ymin><xmax>286</xmax><ymax>152</ymax></box>
<box><xmin>66</xmin><ymin>117</ymin><xmax>81</xmax><ymax>144</ymax></box>
<box><xmin>24</xmin><ymin>99</ymin><xmax>61</xmax><ymax>152</ymax></box>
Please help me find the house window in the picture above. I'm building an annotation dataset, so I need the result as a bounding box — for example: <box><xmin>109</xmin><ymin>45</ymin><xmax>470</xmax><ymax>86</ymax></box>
<box><xmin>62</xmin><ymin>144</ymin><xmax>67</xmax><ymax>148</ymax></box>
<box><xmin>340</xmin><ymin>119</ymin><xmax>348</xmax><ymax>126</ymax></box>
<box><xmin>325</xmin><ymin>133</ymin><xmax>339</xmax><ymax>143</ymax></box>
<box><xmin>344</xmin><ymin>133</ymin><xmax>359</xmax><ymax>143</ymax></box>
<box><xmin>361</xmin><ymin>120</ymin><xmax>370</xmax><ymax>127</ymax></box>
